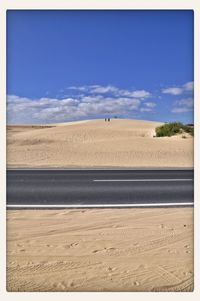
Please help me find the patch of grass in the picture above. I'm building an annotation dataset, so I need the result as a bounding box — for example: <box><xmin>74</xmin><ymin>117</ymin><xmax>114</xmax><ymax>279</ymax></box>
<box><xmin>155</xmin><ymin>122</ymin><xmax>194</xmax><ymax>137</ymax></box>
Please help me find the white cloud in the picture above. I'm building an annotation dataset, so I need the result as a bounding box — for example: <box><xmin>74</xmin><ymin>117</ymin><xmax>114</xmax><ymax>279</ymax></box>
<box><xmin>175</xmin><ymin>98</ymin><xmax>193</xmax><ymax>107</ymax></box>
<box><xmin>89</xmin><ymin>85</ymin><xmax>119</xmax><ymax>94</ymax></box>
<box><xmin>120</xmin><ymin>89</ymin><xmax>151</xmax><ymax>98</ymax></box>
<box><xmin>144</xmin><ymin>102</ymin><xmax>156</xmax><ymax>108</ymax></box>
<box><xmin>134</xmin><ymin>90</ymin><xmax>151</xmax><ymax>98</ymax></box>
<box><xmin>183</xmin><ymin>81</ymin><xmax>194</xmax><ymax>91</ymax></box>
<box><xmin>162</xmin><ymin>87</ymin><xmax>183</xmax><ymax>95</ymax></box>
<box><xmin>7</xmin><ymin>94</ymin><xmax>141</xmax><ymax>124</ymax></box>
<box><xmin>171</xmin><ymin>107</ymin><xmax>192</xmax><ymax>113</ymax></box>
<box><xmin>139</xmin><ymin>102</ymin><xmax>156</xmax><ymax>113</ymax></box>
<box><xmin>6</xmin><ymin>84</ymin><xmax>152</xmax><ymax>123</ymax></box>
<box><xmin>68</xmin><ymin>86</ymin><xmax>88</xmax><ymax>92</ymax></box>
<box><xmin>140</xmin><ymin>108</ymin><xmax>153</xmax><ymax>113</ymax></box>
<box><xmin>162</xmin><ymin>81</ymin><xmax>194</xmax><ymax>95</ymax></box>
<box><xmin>171</xmin><ymin>97</ymin><xmax>194</xmax><ymax>114</ymax></box>
<box><xmin>67</xmin><ymin>85</ymin><xmax>151</xmax><ymax>99</ymax></box>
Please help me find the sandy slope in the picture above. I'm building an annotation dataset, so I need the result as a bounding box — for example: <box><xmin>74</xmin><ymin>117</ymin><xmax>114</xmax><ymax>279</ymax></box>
<box><xmin>7</xmin><ymin>208</ymin><xmax>193</xmax><ymax>292</ymax></box>
<box><xmin>7</xmin><ymin>119</ymin><xmax>193</xmax><ymax>168</ymax></box>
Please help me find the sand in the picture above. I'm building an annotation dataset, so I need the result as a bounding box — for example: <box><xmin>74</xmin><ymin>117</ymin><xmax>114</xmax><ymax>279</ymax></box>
<box><xmin>6</xmin><ymin>208</ymin><xmax>193</xmax><ymax>292</ymax></box>
<box><xmin>7</xmin><ymin>119</ymin><xmax>193</xmax><ymax>168</ymax></box>
<box><xmin>6</xmin><ymin>119</ymin><xmax>194</xmax><ymax>292</ymax></box>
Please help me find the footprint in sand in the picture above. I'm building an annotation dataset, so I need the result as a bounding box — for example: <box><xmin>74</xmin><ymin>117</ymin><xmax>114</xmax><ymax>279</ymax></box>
<box><xmin>67</xmin><ymin>280</ymin><xmax>75</xmax><ymax>287</ymax></box>
<box><xmin>52</xmin><ymin>282</ymin><xmax>66</xmax><ymax>290</ymax></box>
<box><xmin>69</xmin><ymin>242</ymin><xmax>79</xmax><ymax>248</ymax></box>
<box><xmin>92</xmin><ymin>249</ymin><xmax>101</xmax><ymax>253</ymax></box>
<box><xmin>93</xmin><ymin>247</ymin><xmax>117</xmax><ymax>253</ymax></box>
<box><xmin>107</xmin><ymin>266</ymin><xmax>116</xmax><ymax>272</ymax></box>
<box><xmin>62</xmin><ymin>242</ymin><xmax>79</xmax><ymax>249</ymax></box>
<box><xmin>167</xmin><ymin>249</ymin><xmax>177</xmax><ymax>254</ymax></box>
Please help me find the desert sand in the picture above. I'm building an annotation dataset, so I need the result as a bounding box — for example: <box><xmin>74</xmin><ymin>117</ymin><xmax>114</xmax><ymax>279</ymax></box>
<box><xmin>7</xmin><ymin>119</ymin><xmax>193</xmax><ymax>168</ymax></box>
<box><xmin>6</xmin><ymin>119</ymin><xmax>194</xmax><ymax>292</ymax></box>
<box><xmin>7</xmin><ymin>208</ymin><xmax>193</xmax><ymax>292</ymax></box>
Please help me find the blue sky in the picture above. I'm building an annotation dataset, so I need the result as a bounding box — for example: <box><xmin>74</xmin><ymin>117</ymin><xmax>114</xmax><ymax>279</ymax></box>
<box><xmin>7</xmin><ymin>10</ymin><xmax>194</xmax><ymax>124</ymax></box>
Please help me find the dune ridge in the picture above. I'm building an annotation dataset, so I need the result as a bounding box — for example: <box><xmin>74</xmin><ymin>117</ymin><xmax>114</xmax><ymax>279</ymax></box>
<box><xmin>7</xmin><ymin>119</ymin><xmax>193</xmax><ymax>168</ymax></box>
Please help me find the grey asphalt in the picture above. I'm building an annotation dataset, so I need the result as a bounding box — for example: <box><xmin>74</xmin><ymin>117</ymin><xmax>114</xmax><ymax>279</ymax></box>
<box><xmin>6</xmin><ymin>169</ymin><xmax>194</xmax><ymax>208</ymax></box>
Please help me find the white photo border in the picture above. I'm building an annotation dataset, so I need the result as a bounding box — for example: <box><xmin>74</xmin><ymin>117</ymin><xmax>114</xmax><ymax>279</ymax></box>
<box><xmin>0</xmin><ymin>1</ymin><xmax>199</xmax><ymax>301</ymax></box>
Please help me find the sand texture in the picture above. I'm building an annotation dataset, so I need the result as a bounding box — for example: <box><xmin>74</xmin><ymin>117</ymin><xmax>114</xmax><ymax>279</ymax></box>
<box><xmin>7</xmin><ymin>119</ymin><xmax>193</xmax><ymax>168</ymax></box>
<box><xmin>7</xmin><ymin>208</ymin><xmax>193</xmax><ymax>292</ymax></box>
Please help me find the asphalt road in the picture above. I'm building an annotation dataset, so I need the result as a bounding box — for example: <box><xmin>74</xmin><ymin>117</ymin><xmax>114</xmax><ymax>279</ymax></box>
<box><xmin>6</xmin><ymin>169</ymin><xmax>194</xmax><ymax>209</ymax></box>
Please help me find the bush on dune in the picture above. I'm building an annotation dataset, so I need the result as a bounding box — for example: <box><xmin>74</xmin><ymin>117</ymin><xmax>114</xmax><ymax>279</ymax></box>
<box><xmin>155</xmin><ymin>122</ymin><xmax>194</xmax><ymax>137</ymax></box>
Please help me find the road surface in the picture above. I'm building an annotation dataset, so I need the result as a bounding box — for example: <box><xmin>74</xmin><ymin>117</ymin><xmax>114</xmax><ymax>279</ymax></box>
<box><xmin>6</xmin><ymin>169</ymin><xmax>194</xmax><ymax>209</ymax></box>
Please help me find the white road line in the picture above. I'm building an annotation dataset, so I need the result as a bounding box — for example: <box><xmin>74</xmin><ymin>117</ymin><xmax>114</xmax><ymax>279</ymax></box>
<box><xmin>93</xmin><ymin>179</ymin><xmax>193</xmax><ymax>182</ymax></box>
<box><xmin>6</xmin><ymin>202</ymin><xmax>194</xmax><ymax>209</ymax></box>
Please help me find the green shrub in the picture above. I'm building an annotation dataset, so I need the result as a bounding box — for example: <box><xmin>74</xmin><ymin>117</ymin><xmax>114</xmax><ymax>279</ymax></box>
<box><xmin>155</xmin><ymin>122</ymin><xmax>194</xmax><ymax>137</ymax></box>
<box><xmin>182</xmin><ymin>124</ymin><xmax>194</xmax><ymax>136</ymax></box>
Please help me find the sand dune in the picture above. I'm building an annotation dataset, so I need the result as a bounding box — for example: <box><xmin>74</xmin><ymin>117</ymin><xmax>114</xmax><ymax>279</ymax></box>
<box><xmin>6</xmin><ymin>118</ymin><xmax>194</xmax><ymax>292</ymax></box>
<box><xmin>7</xmin><ymin>119</ymin><xmax>193</xmax><ymax>168</ymax></box>
<box><xmin>7</xmin><ymin>208</ymin><xmax>193</xmax><ymax>292</ymax></box>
